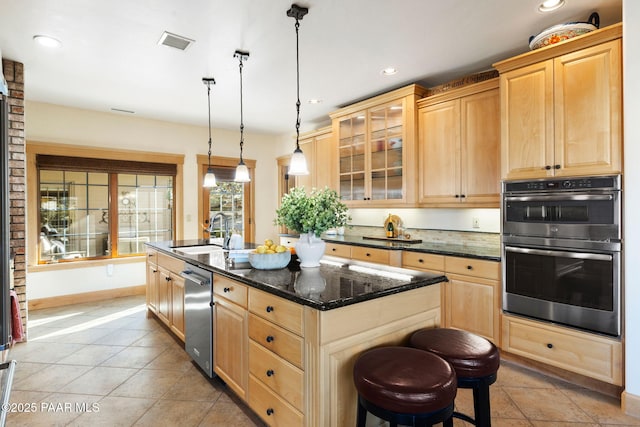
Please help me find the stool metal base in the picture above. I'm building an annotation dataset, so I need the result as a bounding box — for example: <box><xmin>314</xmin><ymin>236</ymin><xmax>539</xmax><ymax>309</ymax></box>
<box><xmin>454</xmin><ymin>372</ymin><xmax>497</xmax><ymax>427</ymax></box>
<box><xmin>356</xmin><ymin>395</ymin><xmax>454</xmax><ymax>427</ymax></box>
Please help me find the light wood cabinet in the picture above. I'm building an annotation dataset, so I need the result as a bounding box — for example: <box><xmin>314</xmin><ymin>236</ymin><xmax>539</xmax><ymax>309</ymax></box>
<box><xmin>149</xmin><ymin>252</ymin><xmax>186</xmax><ymax>341</ymax></box>
<box><xmin>146</xmin><ymin>249</ymin><xmax>159</xmax><ymax>314</ymax></box>
<box><xmin>502</xmin><ymin>314</ymin><xmax>623</xmax><ymax>386</ymax></box>
<box><xmin>324</xmin><ymin>242</ymin><xmax>352</xmax><ymax>258</ymax></box>
<box><xmin>495</xmin><ymin>24</ymin><xmax>622</xmax><ymax>179</ymax></box>
<box><xmin>213</xmin><ymin>276</ymin><xmax>248</xmax><ymax>399</ymax></box>
<box><xmin>402</xmin><ymin>253</ymin><xmax>500</xmax><ymax>345</ymax></box>
<box><xmin>248</xmin><ymin>288</ymin><xmax>305</xmax><ymax>425</ymax></box>
<box><xmin>417</xmin><ymin>79</ymin><xmax>500</xmax><ymax>206</ymax></box>
<box><xmin>330</xmin><ymin>84</ymin><xmax>427</xmax><ymax>206</ymax></box>
<box><xmin>294</xmin><ymin>126</ymin><xmax>336</xmax><ymax>192</ymax></box>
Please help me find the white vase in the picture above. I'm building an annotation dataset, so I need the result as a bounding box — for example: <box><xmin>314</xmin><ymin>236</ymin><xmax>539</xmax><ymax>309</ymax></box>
<box><xmin>295</xmin><ymin>232</ymin><xmax>326</xmax><ymax>268</ymax></box>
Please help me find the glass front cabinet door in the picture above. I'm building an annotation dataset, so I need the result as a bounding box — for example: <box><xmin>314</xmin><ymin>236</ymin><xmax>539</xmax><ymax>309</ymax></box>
<box><xmin>332</xmin><ymin>84</ymin><xmax>426</xmax><ymax>207</ymax></box>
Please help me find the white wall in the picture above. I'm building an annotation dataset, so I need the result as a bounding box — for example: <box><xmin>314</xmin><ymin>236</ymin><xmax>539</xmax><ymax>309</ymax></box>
<box><xmin>25</xmin><ymin>101</ymin><xmax>285</xmax><ymax>298</ymax></box>
<box><xmin>623</xmin><ymin>0</ymin><xmax>640</xmax><ymax>408</ymax></box>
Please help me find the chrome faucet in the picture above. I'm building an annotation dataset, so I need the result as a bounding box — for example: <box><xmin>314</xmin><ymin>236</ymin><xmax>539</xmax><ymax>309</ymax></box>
<box><xmin>209</xmin><ymin>212</ymin><xmax>231</xmax><ymax>249</ymax></box>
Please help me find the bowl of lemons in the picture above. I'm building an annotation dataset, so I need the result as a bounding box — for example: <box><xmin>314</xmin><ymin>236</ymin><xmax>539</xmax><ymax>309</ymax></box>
<box><xmin>248</xmin><ymin>239</ymin><xmax>292</xmax><ymax>270</ymax></box>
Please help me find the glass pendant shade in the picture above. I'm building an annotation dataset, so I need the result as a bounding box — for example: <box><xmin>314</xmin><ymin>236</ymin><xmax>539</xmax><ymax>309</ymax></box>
<box><xmin>234</xmin><ymin>162</ymin><xmax>251</xmax><ymax>182</ymax></box>
<box><xmin>289</xmin><ymin>147</ymin><xmax>309</xmax><ymax>175</ymax></box>
<box><xmin>203</xmin><ymin>167</ymin><xmax>217</xmax><ymax>187</ymax></box>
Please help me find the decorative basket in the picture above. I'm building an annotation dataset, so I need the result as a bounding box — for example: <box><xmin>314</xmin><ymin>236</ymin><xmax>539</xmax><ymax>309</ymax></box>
<box><xmin>529</xmin><ymin>12</ymin><xmax>599</xmax><ymax>50</ymax></box>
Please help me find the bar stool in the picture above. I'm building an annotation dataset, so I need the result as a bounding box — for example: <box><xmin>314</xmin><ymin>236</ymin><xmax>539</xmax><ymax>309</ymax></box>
<box><xmin>353</xmin><ymin>346</ymin><xmax>457</xmax><ymax>427</ymax></box>
<box><xmin>409</xmin><ymin>328</ymin><xmax>500</xmax><ymax>427</ymax></box>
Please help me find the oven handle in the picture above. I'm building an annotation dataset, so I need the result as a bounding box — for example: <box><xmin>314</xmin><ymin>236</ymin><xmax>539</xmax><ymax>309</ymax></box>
<box><xmin>504</xmin><ymin>194</ymin><xmax>613</xmax><ymax>202</ymax></box>
<box><xmin>505</xmin><ymin>246</ymin><xmax>613</xmax><ymax>261</ymax></box>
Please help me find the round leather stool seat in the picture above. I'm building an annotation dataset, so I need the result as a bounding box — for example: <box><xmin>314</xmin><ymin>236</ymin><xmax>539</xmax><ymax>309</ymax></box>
<box><xmin>409</xmin><ymin>328</ymin><xmax>499</xmax><ymax>378</ymax></box>
<box><xmin>353</xmin><ymin>346</ymin><xmax>457</xmax><ymax>415</ymax></box>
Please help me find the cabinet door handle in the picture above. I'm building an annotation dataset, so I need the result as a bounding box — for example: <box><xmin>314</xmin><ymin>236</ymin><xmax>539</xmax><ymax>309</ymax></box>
<box><xmin>547</xmin><ymin>343</ymin><xmax>554</xmax><ymax>349</ymax></box>
<box><xmin>266</xmin><ymin>408</ymin><xmax>274</xmax><ymax>416</ymax></box>
<box><xmin>266</xmin><ymin>305</ymin><xmax>274</xmax><ymax>313</ymax></box>
<box><xmin>454</xmin><ymin>194</ymin><xmax>460</xmax><ymax>198</ymax></box>
<box><xmin>223</xmin><ymin>287</ymin><xmax>230</xmax><ymax>293</ymax></box>
<box><xmin>266</xmin><ymin>369</ymin><xmax>275</xmax><ymax>377</ymax></box>
<box><xmin>554</xmin><ymin>164</ymin><xmax>561</xmax><ymax>169</ymax></box>
<box><xmin>266</xmin><ymin>335</ymin><xmax>275</xmax><ymax>343</ymax></box>
<box><xmin>460</xmin><ymin>194</ymin><xmax>466</xmax><ymax>198</ymax></box>
<box><xmin>545</xmin><ymin>165</ymin><xmax>552</xmax><ymax>170</ymax></box>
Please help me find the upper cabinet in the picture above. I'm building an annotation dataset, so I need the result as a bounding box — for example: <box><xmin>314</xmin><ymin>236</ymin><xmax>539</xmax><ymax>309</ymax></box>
<box><xmin>417</xmin><ymin>79</ymin><xmax>500</xmax><ymax>207</ymax></box>
<box><xmin>494</xmin><ymin>24</ymin><xmax>622</xmax><ymax>180</ymax></box>
<box><xmin>330</xmin><ymin>84</ymin><xmax>427</xmax><ymax>206</ymax></box>
<box><xmin>294</xmin><ymin>126</ymin><xmax>337</xmax><ymax>192</ymax></box>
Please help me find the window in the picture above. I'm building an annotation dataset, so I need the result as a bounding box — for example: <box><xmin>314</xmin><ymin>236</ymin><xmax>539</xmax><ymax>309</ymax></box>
<box><xmin>37</xmin><ymin>155</ymin><xmax>176</xmax><ymax>263</ymax></box>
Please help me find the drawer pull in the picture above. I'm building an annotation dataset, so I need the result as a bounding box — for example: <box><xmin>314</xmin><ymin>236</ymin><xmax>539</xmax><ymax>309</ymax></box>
<box><xmin>266</xmin><ymin>305</ymin><xmax>274</xmax><ymax>313</ymax></box>
<box><xmin>467</xmin><ymin>265</ymin><xmax>473</xmax><ymax>270</ymax></box>
<box><xmin>266</xmin><ymin>335</ymin><xmax>275</xmax><ymax>343</ymax></box>
<box><xmin>366</xmin><ymin>253</ymin><xmax>371</xmax><ymax>257</ymax></box>
<box><xmin>223</xmin><ymin>287</ymin><xmax>230</xmax><ymax>293</ymax></box>
<box><xmin>332</xmin><ymin>248</ymin><xmax>337</xmax><ymax>252</ymax></box>
<box><xmin>266</xmin><ymin>408</ymin><xmax>274</xmax><ymax>416</ymax></box>
<box><xmin>418</xmin><ymin>259</ymin><xmax>424</xmax><ymax>263</ymax></box>
<box><xmin>266</xmin><ymin>369</ymin><xmax>275</xmax><ymax>377</ymax></box>
<box><xmin>547</xmin><ymin>343</ymin><xmax>554</xmax><ymax>349</ymax></box>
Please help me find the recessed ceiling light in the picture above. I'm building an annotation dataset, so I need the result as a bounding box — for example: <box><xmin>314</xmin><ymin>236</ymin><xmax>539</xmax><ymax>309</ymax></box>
<box><xmin>538</xmin><ymin>0</ymin><xmax>565</xmax><ymax>12</ymax></box>
<box><xmin>33</xmin><ymin>35</ymin><xmax>62</xmax><ymax>48</ymax></box>
<box><xmin>381</xmin><ymin>67</ymin><xmax>398</xmax><ymax>76</ymax></box>
<box><xmin>308</xmin><ymin>99</ymin><xmax>322</xmax><ymax>104</ymax></box>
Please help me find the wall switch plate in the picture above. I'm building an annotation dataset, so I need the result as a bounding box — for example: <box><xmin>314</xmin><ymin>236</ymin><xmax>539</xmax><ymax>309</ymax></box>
<box><xmin>472</xmin><ymin>217</ymin><xmax>480</xmax><ymax>228</ymax></box>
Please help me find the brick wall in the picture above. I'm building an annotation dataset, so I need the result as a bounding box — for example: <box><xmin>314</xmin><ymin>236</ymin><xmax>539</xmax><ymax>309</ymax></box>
<box><xmin>2</xmin><ymin>58</ymin><xmax>27</xmax><ymax>336</ymax></box>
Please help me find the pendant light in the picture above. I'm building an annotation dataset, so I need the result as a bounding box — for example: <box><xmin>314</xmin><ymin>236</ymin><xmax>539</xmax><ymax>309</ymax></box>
<box><xmin>202</xmin><ymin>77</ymin><xmax>217</xmax><ymax>188</ymax></box>
<box><xmin>287</xmin><ymin>3</ymin><xmax>310</xmax><ymax>176</ymax></box>
<box><xmin>234</xmin><ymin>50</ymin><xmax>251</xmax><ymax>183</ymax></box>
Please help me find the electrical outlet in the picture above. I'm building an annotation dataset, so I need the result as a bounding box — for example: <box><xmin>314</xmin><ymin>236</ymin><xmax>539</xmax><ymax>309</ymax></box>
<box><xmin>472</xmin><ymin>217</ymin><xmax>480</xmax><ymax>229</ymax></box>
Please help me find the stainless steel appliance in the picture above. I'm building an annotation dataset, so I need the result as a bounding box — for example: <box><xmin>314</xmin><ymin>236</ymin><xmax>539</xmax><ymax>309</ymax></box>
<box><xmin>181</xmin><ymin>263</ymin><xmax>215</xmax><ymax>377</ymax></box>
<box><xmin>502</xmin><ymin>175</ymin><xmax>622</xmax><ymax>336</ymax></box>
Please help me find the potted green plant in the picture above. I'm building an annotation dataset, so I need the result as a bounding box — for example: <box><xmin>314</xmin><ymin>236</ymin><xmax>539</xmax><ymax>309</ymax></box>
<box><xmin>275</xmin><ymin>187</ymin><xmax>350</xmax><ymax>267</ymax></box>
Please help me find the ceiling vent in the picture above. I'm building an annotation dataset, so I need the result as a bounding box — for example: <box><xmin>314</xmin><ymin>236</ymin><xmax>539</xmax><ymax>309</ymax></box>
<box><xmin>158</xmin><ymin>31</ymin><xmax>194</xmax><ymax>51</ymax></box>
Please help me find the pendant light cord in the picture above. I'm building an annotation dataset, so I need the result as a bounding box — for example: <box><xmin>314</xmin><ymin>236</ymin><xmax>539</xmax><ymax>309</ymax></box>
<box><xmin>239</xmin><ymin>55</ymin><xmax>245</xmax><ymax>163</ymax></box>
<box><xmin>206</xmin><ymin>81</ymin><xmax>213</xmax><ymax>167</ymax></box>
<box><xmin>294</xmin><ymin>18</ymin><xmax>301</xmax><ymax>150</ymax></box>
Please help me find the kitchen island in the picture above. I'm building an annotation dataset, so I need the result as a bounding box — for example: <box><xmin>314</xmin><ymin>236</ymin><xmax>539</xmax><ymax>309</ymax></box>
<box><xmin>146</xmin><ymin>240</ymin><xmax>447</xmax><ymax>426</ymax></box>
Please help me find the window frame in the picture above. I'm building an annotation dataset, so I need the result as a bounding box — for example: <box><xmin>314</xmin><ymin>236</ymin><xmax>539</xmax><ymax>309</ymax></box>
<box><xmin>26</xmin><ymin>141</ymin><xmax>184</xmax><ymax>267</ymax></box>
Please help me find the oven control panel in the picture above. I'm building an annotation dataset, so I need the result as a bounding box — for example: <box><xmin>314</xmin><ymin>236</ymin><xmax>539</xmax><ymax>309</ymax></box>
<box><xmin>504</xmin><ymin>175</ymin><xmax>620</xmax><ymax>193</ymax></box>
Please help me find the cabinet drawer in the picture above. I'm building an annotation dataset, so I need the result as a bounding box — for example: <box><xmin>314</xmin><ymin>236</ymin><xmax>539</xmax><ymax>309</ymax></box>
<box><xmin>249</xmin><ymin>314</ymin><xmax>303</xmax><ymax>369</ymax></box>
<box><xmin>279</xmin><ymin>236</ymin><xmax>299</xmax><ymax>247</ymax></box>
<box><xmin>351</xmin><ymin>246</ymin><xmax>390</xmax><ymax>264</ymax></box>
<box><xmin>249</xmin><ymin>375</ymin><xmax>303</xmax><ymax>426</ymax></box>
<box><xmin>445</xmin><ymin>256</ymin><xmax>499</xmax><ymax>280</ymax></box>
<box><xmin>249</xmin><ymin>289</ymin><xmax>303</xmax><ymax>336</ymax></box>
<box><xmin>402</xmin><ymin>251</ymin><xmax>445</xmax><ymax>272</ymax></box>
<box><xmin>502</xmin><ymin>315</ymin><xmax>622</xmax><ymax>385</ymax></box>
<box><xmin>325</xmin><ymin>242</ymin><xmax>351</xmax><ymax>258</ymax></box>
<box><xmin>146</xmin><ymin>248</ymin><xmax>158</xmax><ymax>263</ymax></box>
<box><xmin>214</xmin><ymin>276</ymin><xmax>248</xmax><ymax>308</ymax></box>
<box><xmin>157</xmin><ymin>252</ymin><xmax>185</xmax><ymax>275</ymax></box>
<box><xmin>249</xmin><ymin>340</ymin><xmax>303</xmax><ymax>411</ymax></box>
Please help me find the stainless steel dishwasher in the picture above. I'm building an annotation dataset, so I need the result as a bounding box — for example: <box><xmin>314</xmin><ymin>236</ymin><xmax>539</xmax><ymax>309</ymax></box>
<box><xmin>180</xmin><ymin>262</ymin><xmax>215</xmax><ymax>377</ymax></box>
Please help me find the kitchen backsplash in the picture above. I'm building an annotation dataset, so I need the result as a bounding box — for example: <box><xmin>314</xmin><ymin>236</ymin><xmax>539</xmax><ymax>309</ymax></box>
<box><xmin>342</xmin><ymin>225</ymin><xmax>500</xmax><ymax>247</ymax></box>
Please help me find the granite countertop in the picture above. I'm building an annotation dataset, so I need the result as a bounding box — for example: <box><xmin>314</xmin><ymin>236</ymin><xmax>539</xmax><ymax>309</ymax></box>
<box><xmin>148</xmin><ymin>240</ymin><xmax>447</xmax><ymax>311</ymax></box>
<box><xmin>321</xmin><ymin>234</ymin><xmax>501</xmax><ymax>261</ymax></box>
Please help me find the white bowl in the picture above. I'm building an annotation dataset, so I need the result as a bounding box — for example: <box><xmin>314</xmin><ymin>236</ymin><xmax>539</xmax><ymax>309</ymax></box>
<box><xmin>248</xmin><ymin>251</ymin><xmax>291</xmax><ymax>270</ymax></box>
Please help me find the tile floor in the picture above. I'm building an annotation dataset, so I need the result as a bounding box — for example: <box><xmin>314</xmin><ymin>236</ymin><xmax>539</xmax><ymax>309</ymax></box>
<box><xmin>3</xmin><ymin>294</ymin><xmax>639</xmax><ymax>426</ymax></box>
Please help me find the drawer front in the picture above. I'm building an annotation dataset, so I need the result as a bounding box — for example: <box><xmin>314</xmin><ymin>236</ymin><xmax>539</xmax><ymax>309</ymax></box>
<box><xmin>249</xmin><ymin>289</ymin><xmax>304</xmax><ymax>336</ymax></box>
<box><xmin>249</xmin><ymin>340</ymin><xmax>303</xmax><ymax>411</ymax></box>
<box><xmin>325</xmin><ymin>242</ymin><xmax>351</xmax><ymax>258</ymax></box>
<box><xmin>445</xmin><ymin>256</ymin><xmax>500</xmax><ymax>280</ymax></box>
<box><xmin>146</xmin><ymin>248</ymin><xmax>158</xmax><ymax>263</ymax></box>
<box><xmin>279</xmin><ymin>236</ymin><xmax>299</xmax><ymax>247</ymax></box>
<box><xmin>351</xmin><ymin>246</ymin><xmax>390</xmax><ymax>264</ymax></box>
<box><xmin>249</xmin><ymin>375</ymin><xmax>303</xmax><ymax>426</ymax></box>
<box><xmin>249</xmin><ymin>314</ymin><xmax>303</xmax><ymax>369</ymax></box>
<box><xmin>157</xmin><ymin>252</ymin><xmax>185</xmax><ymax>275</ymax></box>
<box><xmin>503</xmin><ymin>316</ymin><xmax>622</xmax><ymax>385</ymax></box>
<box><xmin>402</xmin><ymin>251</ymin><xmax>445</xmax><ymax>272</ymax></box>
<box><xmin>214</xmin><ymin>276</ymin><xmax>248</xmax><ymax>308</ymax></box>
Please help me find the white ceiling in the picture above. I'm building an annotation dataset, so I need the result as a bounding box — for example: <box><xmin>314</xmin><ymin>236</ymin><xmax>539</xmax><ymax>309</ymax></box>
<box><xmin>0</xmin><ymin>0</ymin><xmax>623</xmax><ymax>135</ymax></box>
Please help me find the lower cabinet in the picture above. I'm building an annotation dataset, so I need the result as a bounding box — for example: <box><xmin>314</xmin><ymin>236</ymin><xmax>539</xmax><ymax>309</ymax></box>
<box><xmin>213</xmin><ymin>276</ymin><xmax>248</xmax><ymax>399</ymax></box>
<box><xmin>502</xmin><ymin>314</ymin><xmax>623</xmax><ymax>386</ymax></box>
<box><xmin>150</xmin><ymin>253</ymin><xmax>186</xmax><ymax>342</ymax></box>
<box><xmin>402</xmin><ymin>252</ymin><xmax>501</xmax><ymax>345</ymax></box>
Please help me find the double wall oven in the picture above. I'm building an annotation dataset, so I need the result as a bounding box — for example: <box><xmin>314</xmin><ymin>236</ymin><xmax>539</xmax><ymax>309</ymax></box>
<box><xmin>502</xmin><ymin>175</ymin><xmax>622</xmax><ymax>337</ymax></box>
